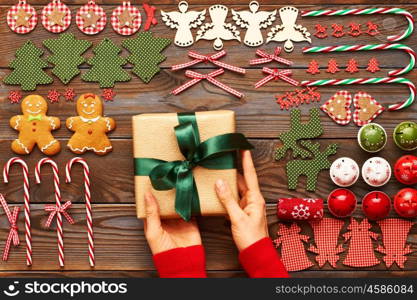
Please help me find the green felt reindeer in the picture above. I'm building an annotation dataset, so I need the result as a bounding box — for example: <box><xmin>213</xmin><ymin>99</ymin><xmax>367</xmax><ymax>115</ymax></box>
<box><xmin>274</xmin><ymin>108</ymin><xmax>323</xmax><ymax>160</ymax></box>
<box><xmin>286</xmin><ymin>140</ymin><xmax>338</xmax><ymax>191</ymax></box>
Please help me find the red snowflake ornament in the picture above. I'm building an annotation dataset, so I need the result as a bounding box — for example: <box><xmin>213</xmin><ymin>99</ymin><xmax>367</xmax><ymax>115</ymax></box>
<box><xmin>367</xmin><ymin>57</ymin><xmax>380</xmax><ymax>73</ymax></box>
<box><xmin>348</xmin><ymin>22</ymin><xmax>362</xmax><ymax>37</ymax></box>
<box><xmin>313</xmin><ymin>24</ymin><xmax>327</xmax><ymax>39</ymax></box>
<box><xmin>47</xmin><ymin>89</ymin><xmax>60</xmax><ymax>103</ymax></box>
<box><xmin>8</xmin><ymin>90</ymin><xmax>23</xmax><ymax>104</ymax></box>
<box><xmin>102</xmin><ymin>88</ymin><xmax>116</xmax><ymax>101</ymax></box>
<box><xmin>64</xmin><ymin>88</ymin><xmax>76</xmax><ymax>101</ymax></box>
<box><xmin>326</xmin><ymin>59</ymin><xmax>340</xmax><ymax>74</ymax></box>
<box><xmin>366</xmin><ymin>21</ymin><xmax>379</xmax><ymax>36</ymax></box>
<box><xmin>345</xmin><ymin>58</ymin><xmax>359</xmax><ymax>74</ymax></box>
<box><xmin>307</xmin><ymin>59</ymin><xmax>320</xmax><ymax>75</ymax></box>
<box><xmin>331</xmin><ymin>24</ymin><xmax>344</xmax><ymax>38</ymax></box>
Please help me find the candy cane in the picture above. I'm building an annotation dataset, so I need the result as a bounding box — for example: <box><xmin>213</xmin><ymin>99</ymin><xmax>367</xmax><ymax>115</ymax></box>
<box><xmin>301</xmin><ymin>8</ymin><xmax>414</xmax><ymax>42</ymax></box>
<box><xmin>303</xmin><ymin>43</ymin><xmax>416</xmax><ymax>76</ymax></box>
<box><xmin>65</xmin><ymin>157</ymin><xmax>94</xmax><ymax>267</ymax></box>
<box><xmin>301</xmin><ymin>77</ymin><xmax>416</xmax><ymax>111</ymax></box>
<box><xmin>3</xmin><ymin>157</ymin><xmax>32</xmax><ymax>266</ymax></box>
<box><xmin>35</xmin><ymin>158</ymin><xmax>70</xmax><ymax>267</ymax></box>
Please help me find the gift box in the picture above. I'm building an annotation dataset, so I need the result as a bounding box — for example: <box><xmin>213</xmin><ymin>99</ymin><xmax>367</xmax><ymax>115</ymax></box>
<box><xmin>133</xmin><ymin>110</ymin><xmax>253</xmax><ymax>220</ymax></box>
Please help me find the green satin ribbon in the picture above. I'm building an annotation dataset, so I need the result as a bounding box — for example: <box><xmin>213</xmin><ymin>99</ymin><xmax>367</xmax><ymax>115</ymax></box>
<box><xmin>28</xmin><ymin>114</ymin><xmax>42</xmax><ymax>121</ymax></box>
<box><xmin>134</xmin><ymin>112</ymin><xmax>253</xmax><ymax>221</ymax></box>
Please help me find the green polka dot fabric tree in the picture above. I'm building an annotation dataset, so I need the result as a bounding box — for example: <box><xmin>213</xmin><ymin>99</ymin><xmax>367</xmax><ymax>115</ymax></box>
<box><xmin>43</xmin><ymin>33</ymin><xmax>92</xmax><ymax>85</ymax></box>
<box><xmin>122</xmin><ymin>32</ymin><xmax>171</xmax><ymax>83</ymax></box>
<box><xmin>82</xmin><ymin>38</ymin><xmax>131</xmax><ymax>88</ymax></box>
<box><xmin>4</xmin><ymin>41</ymin><xmax>53</xmax><ymax>91</ymax></box>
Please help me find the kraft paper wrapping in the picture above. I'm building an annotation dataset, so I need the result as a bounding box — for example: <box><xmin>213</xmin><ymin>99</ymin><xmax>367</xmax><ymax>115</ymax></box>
<box><xmin>133</xmin><ymin>110</ymin><xmax>239</xmax><ymax>219</ymax></box>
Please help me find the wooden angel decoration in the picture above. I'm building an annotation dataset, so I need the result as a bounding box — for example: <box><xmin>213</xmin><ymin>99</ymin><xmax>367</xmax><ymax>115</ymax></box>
<box><xmin>196</xmin><ymin>4</ymin><xmax>241</xmax><ymax>50</ymax></box>
<box><xmin>274</xmin><ymin>223</ymin><xmax>314</xmax><ymax>271</ymax></box>
<box><xmin>232</xmin><ymin>1</ymin><xmax>276</xmax><ymax>47</ymax></box>
<box><xmin>161</xmin><ymin>1</ymin><xmax>205</xmax><ymax>47</ymax></box>
<box><xmin>343</xmin><ymin>218</ymin><xmax>380</xmax><ymax>267</ymax></box>
<box><xmin>266</xmin><ymin>6</ymin><xmax>311</xmax><ymax>52</ymax></box>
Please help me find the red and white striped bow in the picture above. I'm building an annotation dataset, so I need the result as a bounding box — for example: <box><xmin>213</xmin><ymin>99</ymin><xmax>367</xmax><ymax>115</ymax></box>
<box><xmin>255</xmin><ymin>67</ymin><xmax>300</xmax><ymax>89</ymax></box>
<box><xmin>44</xmin><ymin>201</ymin><xmax>75</xmax><ymax>228</ymax></box>
<box><xmin>172</xmin><ymin>69</ymin><xmax>244</xmax><ymax>98</ymax></box>
<box><xmin>0</xmin><ymin>194</ymin><xmax>20</xmax><ymax>261</ymax></box>
<box><xmin>171</xmin><ymin>50</ymin><xmax>246</xmax><ymax>74</ymax></box>
<box><xmin>250</xmin><ymin>47</ymin><xmax>293</xmax><ymax>66</ymax></box>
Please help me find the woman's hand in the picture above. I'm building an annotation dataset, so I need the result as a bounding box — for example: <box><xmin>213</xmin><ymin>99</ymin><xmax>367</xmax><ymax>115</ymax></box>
<box><xmin>215</xmin><ymin>150</ymin><xmax>269</xmax><ymax>252</ymax></box>
<box><xmin>143</xmin><ymin>192</ymin><xmax>202</xmax><ymax>255</ymax></box>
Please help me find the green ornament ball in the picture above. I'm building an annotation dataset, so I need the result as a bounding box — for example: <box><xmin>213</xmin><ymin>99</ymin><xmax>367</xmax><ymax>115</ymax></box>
<box><xmin>357</xmin><ymin>123</ymin><xmax>387</xmax><ymax>153</ymax></box>
<box><xmin>393</xmin><ymin>121</ymin><xmax>417</xmax><ymax>151</ymax></box>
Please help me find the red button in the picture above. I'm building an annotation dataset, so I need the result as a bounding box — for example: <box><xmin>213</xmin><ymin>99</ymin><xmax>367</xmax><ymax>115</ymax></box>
<box><xmin>88</xmin><ymin>129</ymin><xmax>93</xmax><ymax>135</ymax></box>
<box><xmin>33</xmin><ymin>122</ymin><xmax>36</xmax><ymax>126</ymax></box>
<box><xmin>32</xmin><ymin>129</ymin><xmax>36</xmax><ymax>132</ymax></box>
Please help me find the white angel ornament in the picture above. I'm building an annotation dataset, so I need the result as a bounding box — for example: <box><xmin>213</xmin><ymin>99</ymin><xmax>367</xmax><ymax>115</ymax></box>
<box><xmin>266</xmin><ymin>6</ymin><xmax>311</xmax><ymax>52</ymax></box>
<box><xmin>232</xmin><ymin>1</ymin><xmax>277</xmax><ymax>47</ymax></box>
<box><xmin>161</xmin><ymin>1</ymin><xmax>206</xmax><ymax>47</ymax></box>
<box><xmin>196</xmin><ymin>4</ymin><xmax>241</xmax><ymax>50</ymax></box>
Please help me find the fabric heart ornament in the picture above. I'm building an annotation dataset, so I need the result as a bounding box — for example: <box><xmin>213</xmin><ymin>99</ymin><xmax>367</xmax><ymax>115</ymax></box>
<box><xmin>320</xmin><ymin>90</ymin><xmax>352</xmax><ymax>125</ymax></box>
<box><xmin>353</xmin><ymin>92</ymin><xmax>385</xmax><ymax>126</ymax></box>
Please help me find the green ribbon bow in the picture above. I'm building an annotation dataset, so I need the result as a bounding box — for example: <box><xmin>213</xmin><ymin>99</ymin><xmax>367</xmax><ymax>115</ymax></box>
<box><xmin>28</xmin><ymin>114</ymin><xmax>42</xmax><ymax>121</ymax></box>
<box><xmin>134</xmin><ymin>112</ymin><xmax>253</xmax><ymax>221</ymax></box>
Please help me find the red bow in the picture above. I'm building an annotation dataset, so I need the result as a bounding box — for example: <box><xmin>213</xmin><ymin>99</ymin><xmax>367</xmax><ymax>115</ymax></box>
<box><xmin>172</xmin><ymin>69</ymin><xmax>244</xmax><ymax>98</ymax></box>
<box><xmin>255</xmin><ymin>67</ymin><xmax>300</xmax><ymax>89</ymax></box>
<box><xmin>143</xmin><ymin>3</ymin><xmax>158</xmax><ymax>31</ymax></box>
<box><xmin>171</xmin><ymin>50</ymin><xmax>246</xmax><ymax>74</ymax></box>
<box><xmin>44</xmin><ymin>201</ymin><xmax>75</xmax><ymax>227</ymax></box>
<box><xmin>250</xmin><ymin>47</ymin><xmax>293</xmax><ymax>66</ymax></box>
<box><xmin>0</xmin><ymin>194</ymin><xmax>20</xmax><ymax>261</ymax></box>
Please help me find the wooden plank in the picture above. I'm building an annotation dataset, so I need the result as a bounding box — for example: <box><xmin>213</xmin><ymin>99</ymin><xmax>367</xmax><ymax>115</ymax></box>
<box><xmin>0</xmin><ymin>204</ymin><xmax>415</xmax><ymax>271</ymax></box>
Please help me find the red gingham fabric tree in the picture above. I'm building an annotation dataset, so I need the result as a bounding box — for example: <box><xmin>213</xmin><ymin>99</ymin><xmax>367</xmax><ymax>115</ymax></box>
<box><xmin>367</xmin><ymin>57</ymin><xmax>380</xmax><ymax>73</ymax></box>
<box><xmin>326</xmin><ymin>58</ymin><xmax>340</xmax><ymax>74</ymax></box>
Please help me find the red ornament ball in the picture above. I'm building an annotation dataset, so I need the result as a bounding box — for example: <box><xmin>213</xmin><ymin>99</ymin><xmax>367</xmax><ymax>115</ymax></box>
<box><xmin>394</xmin><ymin>188</ymin><xmax>417</xmax><ymax>218</ymax></box>
<box><xmin>327</xmin><ymin>188</ymin><xmax>357</xmax><ymax>218</ymax></box>
<box><xmin>362</xmin><ymin>191</ymin><xmax>391</xmax><ymax>220</ymax></box>
<box><xmin>394</xmin><ymin>155</ymin><xmax>417</xmax><ymax>185</ymax></box>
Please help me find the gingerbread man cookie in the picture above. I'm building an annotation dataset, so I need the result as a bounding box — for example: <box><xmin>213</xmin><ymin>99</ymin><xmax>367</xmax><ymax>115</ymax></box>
<box><xmin>10</xmin><ymin>95</ymin><xmax>61</xmax><ymax>155</ymax></box>
<box><xmin>66</xmin><ymin>93</ymin><xmax>115</xmax><ymax>155</ymax></box>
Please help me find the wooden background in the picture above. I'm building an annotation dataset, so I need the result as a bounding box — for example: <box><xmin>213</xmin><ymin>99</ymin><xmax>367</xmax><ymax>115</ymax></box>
<box><xmin>0</xmin><ymin>0</ymin><xmax>416</xmax><ymax>278</ymax></box>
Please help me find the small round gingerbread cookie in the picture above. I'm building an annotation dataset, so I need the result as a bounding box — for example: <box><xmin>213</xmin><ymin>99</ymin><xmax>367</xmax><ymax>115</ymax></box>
<box><xmin>330</xmin><ymin>157</ymin><xmax>360</xmax><ymax>187</ymax></box>
<box><xmin>66</xmin><ymin>93</ymin><xmax>115</xmax><ymax>155</ymax></box>
<box><xmin>10</xmin><ymin>95</ymin><xmax>61</xmax><ymax>155</ymax></box>
<box><xmin>361</xmin><ymin>157</ymin><xmax>391</xmax><ymax>187</ymax></box>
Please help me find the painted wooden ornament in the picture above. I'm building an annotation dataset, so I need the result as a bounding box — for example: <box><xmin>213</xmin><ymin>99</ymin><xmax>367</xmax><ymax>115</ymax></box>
<box><xmin>231</xmin><ymin>1</ymin><xmax>276</xmax><ymax>47</ymax></box>
<box><xmin>357</xmin><ymin>123</ymin><xmax>387</xmax><ymax>153</ymax></box>
<box><xmin>329</xmin><ymin>157</ymin><xmax>360</xmax><ymax>187</ymax></box>
<box><xmin>76</xmin><ymin>0</ymin><xmax>107</xmax><ymax>35</ymax></box>
<box><xmin>394</xmin><ymin>188</ymin><xmax>417</xmax><ymax>218</ymax></box>
<box><xmin>327</xmin><ymin>188</ymin><xmax>357</xmax><ymax>218</ymax></box>
<box><xmin>111</xmin><ymin>1</ymin><xmax>141</xmax><ymax>36</ymax></box>
<box><xmin>266</xmin><ymin>6</ymin><xmax>311</xmax><ymax>53</ymax></box>
<box><xmin>41</xmin><ymin>0</ymin><xmax>71</xmax><ymax>33</ymax></box>
<box><xmin>361</xmin><ymin>157</ymin><xmax>391</xmax><ymax>187</ymax></box>
<box><xmin>7</xmin><ymin>0</ymin><xmax>38</xmax><ymax>34</ymax></box>
<box><xmin>196</xmin><ymin>4</ymin><xmax>241</xmax><ymax>50</ymax></box>
<box><xmin>393</xmin><ymin>121</ymin><xmax>417</xmax><ymax>151</ymax></box>
<box><xmin>161</xmin><ymin>1</ymin><xmax>206</xmax><ymax>47</ymax></box>
<box><xmin>362</xmin><ymin>191</ymin><xmax>391</xmax><ymax>220</ymax></box>
<box><xmin>394</xmin><ymin>155</ymin><xmax>417</xmax><ymax>185</ymax></box>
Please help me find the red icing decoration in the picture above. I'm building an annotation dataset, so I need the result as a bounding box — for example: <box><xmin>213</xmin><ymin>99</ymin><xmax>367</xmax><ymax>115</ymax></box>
<box><xmin>8</xmin><ymin>90</ymin><xmax>23</xmax><ymax>104</ymax></box>
<box><xmin>273</xmin><ymin>223</ymin><xmax>313</xmax><ymax>272</ymax></box>
<box><xmin>47</xmin><ymin>89</ymin><xmax>60</xmax><ymax>103</ymax></box>
<box><xmin>366</xmin><ymin>21</ymin><xmax>379</xmax><ymax>36</ymax></box>
<box><xmin>307</xmin><ymin>59</ymin><xmax>320</xmax><ymax>75</ymax></box>
<box><xmin>313</xmin><ymin>24</ymin><xmax>327</xmax><ymax>39</ymax></box>
<box><xmin>308</xmin><ymin>218</ymin><xmax>345</xmax><ymax>268</ymax></box>
<box><xmin>64</xmin><ymin>88</ymin><xmax>76</xmax><ymax>101</ymax></box>
<box><xmin>277</xmin><ymin>198</ymin><xmax>323</xmax><ymax>221</ymax></box>
<box><xmin>327</xmin><ymin>188</ymin><xmax>357</xmax><ymax>218</ymax></box>
<box><xmin>348</xmin><ymin>22</ymin><xmax>362</xmax><ymax>36</ymax></box>
<box><xmin>102</xmin><ymin>88</ymin><xmax>116</xmax><ymax>101</ymax></box>
<box><xmin>326</xmin><ymin>58</ymin><xmax>340</xmax><ymax>74</ymax></box>
<box><xmin>345</xmin><ymin>58</ymin><xmax>359</xmax><ymax>74</ymax></box>
<box><xmin>331</xmin><ymin>24</ymin><xmax>344</xmax><ymax>38</ymax></box>
<box><xmin>362</xmin><ymin>191</ymin><xmax>391</xmax><ymax>220</ymax></box>
<box><xmin>343</xmin><ymin>218</ymin><xmax>380</xmax><ymax>267</ymax></box>
<box><xmin>367</xmin><ymin>57</ymin><xmax>380</xmax><ymax>73</ymax></box>
<box><xmin>394</xmin><ymin>188</ymin><xmax>417</xmax><ymax>218</ymax></box>
<box><xmin>394</xmin><ymin>155</ymin><xmax>417</xmax><ymax>185</ymax></box>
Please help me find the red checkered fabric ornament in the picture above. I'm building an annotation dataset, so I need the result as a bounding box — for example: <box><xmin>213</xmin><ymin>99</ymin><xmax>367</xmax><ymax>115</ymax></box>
<box><xmin>274</xmin><ymin>223</ymin><xmax>313</xmax><ymax>272</ymax></box>
<box><xmin>348</xmin><ymin>22</ymin><xmax>362</xmax><ymax>37</ymax></box>
<box><xmin>76</xmin><ymin>0</ymin><xmax>106</xmax><ymax>35</ymax></box>
<box><xmin>331</xmin><ymin>24</ymin><xmax>344</xmax><ymax>38</ymax></box>
<box><xmin>47</xmin><ymin>89</ymin><xmax>60</xmax><ymax>103</ymax></box>
<box><xmin>307</xmin><ymin>59</ymin><xmax>320</xmax><ymax>75</ymax></box>
<box><xmin>102</xmin><ymin>88</ymin><xmax>116</xmax><ymax>101</ymax></box>
<box><xmin>308</xmin><ymin>218</ymin><xmax>345</xmax><ymax>268</ymax></box>
<box><xmin>277</xmin><ymin>198</ymin><xmax>323</xmax><ymax>221</ymax></box>
<box><xmin>326</xmin><ymin>59</ymin><xmax>340</xmax><ymax>74</ymax></box>
<box><xmin>111</xmin><ymin>1</ymin><xmax>141</xmax><ymax>36</ymax></box>
<box><xmin>345</xmin><ymin>58</ymin><xmax>359</xmax><ymax>74</ymax></box>
<box><xmin>8</xmin><ymin>90</ymin><xmax>23</xmax><ymax>104</ymax></box>
<box><xmin>64</xmin><ymin>88</ymin><xmax>76</xmax><ymax>101</ymax></box>
<box><xmin>343</xmin><ymin>218</ymin><xmax>380</xmax><ymax>267</ymax></box>
<box><xmin>376</xmin><ymin>218</ymin><xmax>414</xmax><ymax>269</ymax></box>
<box><xmin>41</xmin><ymin>0</ymin><xmax>71</xmax><ymax>33</ymax></box>
<box><xmin>313</xmin><ymin>24</ymin><xmax>327</xmax><ymax>39</ymax></box>
<box><xmin>367</xmin><ymin>57</ymin><xmax>380</xmax><ymax>73</ymax></box>
<box><xmin>7</xmin><ymin>0</ymin><xmax>38</xmax><ymax>34</ymax></box>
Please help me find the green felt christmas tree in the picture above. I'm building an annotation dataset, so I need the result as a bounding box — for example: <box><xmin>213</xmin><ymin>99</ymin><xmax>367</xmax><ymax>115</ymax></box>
<box><xmin>4</xmin><ymin>41</ymin><xmax>53</xmax><ymax>91</ymax></box>
<box><xmin>81</xmin><ymin>38</ymin><xmax>131</xmax><ymax>88</ymax></box>
<box><xmin>43</xmin><ymin>33</ymin><xmax>92</xmax><ymax>85</ymax></box>
<box><xmin>122</xmin><ymin>32</ymin><xmax>171</xmax><ymax>83</ymax></box>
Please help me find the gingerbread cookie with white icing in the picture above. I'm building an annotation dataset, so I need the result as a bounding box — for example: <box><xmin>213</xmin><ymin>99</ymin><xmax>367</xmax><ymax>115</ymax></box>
<box><xmin>66</xmin><ymin>93</ymin><xmax>115</xmax><ymax>155</ymax></box>
<box><xmin>10</xmin><ymin>95</ymin><xmax>61</xmax><ymax>155</ymax></box>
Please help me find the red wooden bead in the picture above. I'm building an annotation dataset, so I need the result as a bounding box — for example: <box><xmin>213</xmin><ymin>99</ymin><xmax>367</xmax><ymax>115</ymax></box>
<box><xmin>362</xmin><ymin>191</ymin><xmax>391</xmax><ymax>220</ymax></box>
<box><xmin>328</xmin><ymin>188</ymin><xmax>357</xmax><ymax>218</ymax></box>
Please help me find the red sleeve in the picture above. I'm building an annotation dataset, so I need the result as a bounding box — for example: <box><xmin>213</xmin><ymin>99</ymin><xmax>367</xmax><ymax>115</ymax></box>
<box><xmin>153</xmin><ymin>245</ymin><xmax>207</xmax><ymax>278</ymax></box>
<box><xmin>239</xmin><ymin>237</ymin><xmax>289</xmax><ymax>278</ymax></box>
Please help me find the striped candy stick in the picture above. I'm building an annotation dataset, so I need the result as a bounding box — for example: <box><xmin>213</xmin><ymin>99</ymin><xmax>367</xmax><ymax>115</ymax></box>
<box><xmin>303</xmin><ymin>43</ymin><xmax>416</xmax><ymax>76</ymax></box>
<box><xmin>301</xmin><ymin>8</ymin><xmax>414</xmax><ymax>42</ymax></box>
<box><xmin>301</xmin><ymin>77</ymin><xmax>416</xmax><ymax>111</ymax></box>
<box><xmin>65</xmin><ymin>157</ymin><xmax>95</xmax><ymax>267</ymax></box>
<box><xmin>35</xmin><ymin>158</ymin><xmax>66</xmax><ymax>267</ymax></box>
<box><xmin>3</xmin><ymin>157</ymin><xmax>32</xmax><ymax>266</ymax></box>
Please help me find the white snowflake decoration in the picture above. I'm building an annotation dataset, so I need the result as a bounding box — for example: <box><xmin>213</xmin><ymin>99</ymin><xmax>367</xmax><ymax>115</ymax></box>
<box><xmin>291</xmin><ymin>204</ymin><xmax>310</xmax><ymax>220</ymax></box>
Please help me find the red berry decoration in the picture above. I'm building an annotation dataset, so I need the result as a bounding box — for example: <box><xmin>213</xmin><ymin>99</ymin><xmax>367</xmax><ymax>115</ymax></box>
<box><xmin>362</xmin><ymin>191</ymin><xmax>391</xmax><ymax>220</ymax></box>
<box><xmin>8</xmin><ymin>90</ymin><xmax>23</xmax><ymax>104</ymax></box>
<box><xmin>394</xmin><ymin>188</ymin><xmax>417</xmax><ymax>218</ymax></box>
<box><xmin>394</xmin><ymin>155</ymin><xmax>417</xmax><ymax>185</ymax></box>
<box><xmin>328</xmin><ymin>188</ymin><xmax>357</xmax><ymax>218</ymax></box>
